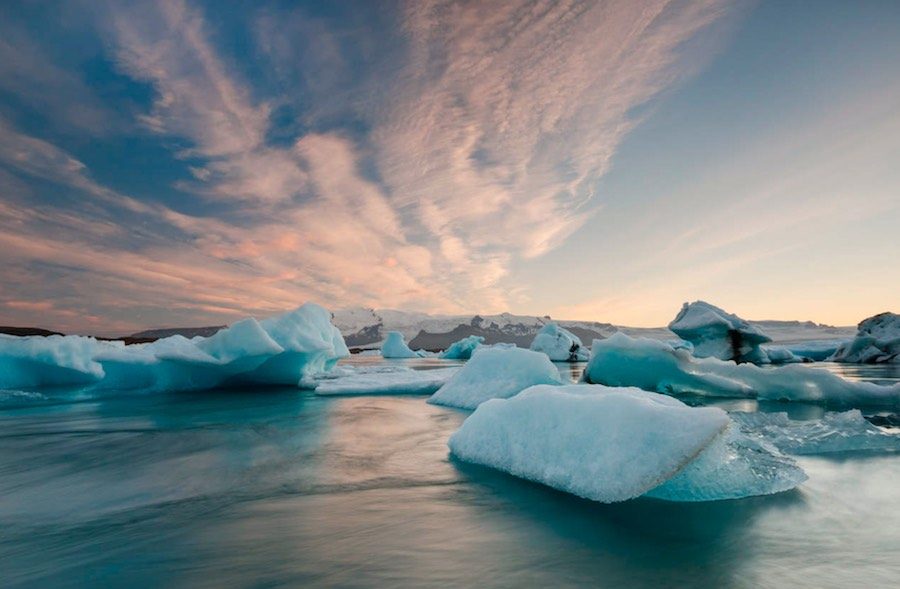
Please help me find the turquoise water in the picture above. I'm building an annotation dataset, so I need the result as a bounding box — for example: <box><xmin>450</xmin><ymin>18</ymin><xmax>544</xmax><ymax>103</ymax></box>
<box><xmin>1</xmin><ymin>361</ymin><xmax>898</xmax><ymax>588</ymax></box>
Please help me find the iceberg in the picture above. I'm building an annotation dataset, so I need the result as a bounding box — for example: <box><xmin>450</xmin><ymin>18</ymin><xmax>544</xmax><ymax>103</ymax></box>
<box><xmin>529</xmin><ymin>322</ymin><xmax>589</xmax><ymax>362</ymax></box>
<box><xmin>828</xmin><ymin>312</ymin><xmax>899</xmax><ymax>363</ymax></box>
<box><xmin>314</xmin><ymin>365</ymin><xmax>459</xmax><ymax>396</ymax></box>
<box><xmin>774</xmin><ymin>339</ymin><xmax>846</xmax><ymax>362</ymax></box>
<box><xmin>0</xmin><ymin>303</ymin><xmax>349</xmax><ymax>391</ymax></box>
<box><xmin>380</xmin><ymin>331</ymin><xmax>423</xmax><ymax>359</ymax></box>
<box><xmin>448</xmin><ymin>384</ymin><xmax>805</xmax><ymax>503</ymax></box>
<box><xmin>668</xmin><ymin>301</ymin><xmax>775</xmax><ymax>364</ymax></box>
<box><xmin>584</xmin><ymin>333</ymin><xmax>900</xmax><ymax>406</ymax></box>
<box><xmin>440</xmin><ymin>335</ymin><xmax>484</xmax><ymax>360</ymax></box>
<box><xmin>428</xmin><ymin>347</ymin><xmax>562</xmax><ymax>409</ymax></box>
<box><xmin>732</xmin><ymin>410</ymin><xmax>900</xmax><ymax>454</ymax></box>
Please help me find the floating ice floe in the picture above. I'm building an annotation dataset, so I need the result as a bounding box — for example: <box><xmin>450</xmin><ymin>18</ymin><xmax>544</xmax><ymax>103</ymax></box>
<box><xmin>380</xmin><ymin>331</ymin><xmax>425</xmax><ymax>359</ymax></box>
<box><xmin>314</xmin><ymin>365</ymin><xmax>459</xmax><ymax>396</ymax></box>
<box><xmin>584</xmin><ymin>333</ymin><xmax>900</xmax><ymax>406</ymax></box>
<box><xmin>449</xmin><ymin>384</ymin><xmax>805</xmax><ymax>503</ymax></box>
<box><xmin>0</xmin><ymin>303</ymin><xmax>349</xmax><ymax>391</ymax></box>
<box><xmin>669</xmin><ymin>301</ymin><xmax>796</xmax><ymax>364</ymax></box>
<box><xmin>440</xmin><ymin>335</ymin><xmax>484</xmax><ymax>360</ymax></box>
<box><xmin>732</xmin><ymin>410</ymin><xmax>900</xmax><ymax>454</ymax></box>
<box><xmin>428</xmin><ymin>347</ymin><xmax>562</xmax><ymax>409</ymax></box>
<box><xmin>828</xmin><ymin>312</ymin><xmax>899</xmax><ymax>364</ymax></box>
<box><xmin>529</xmin><ymin>322</ymin><xmax>589</xmax><ymax>362</ymax></box>
<box><xmin>773</xmin><ymin>339</ymin><xmax>846</xmax><ymax>362</ymax></box>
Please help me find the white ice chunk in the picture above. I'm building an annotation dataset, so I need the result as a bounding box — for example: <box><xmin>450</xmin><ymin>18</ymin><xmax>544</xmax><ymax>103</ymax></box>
<box><xmin>829</xmin><ymin>312</ymin><xmax>900</xmax><ymax>364</ymax></box>
<box><xmin>315</xmin><ymin>366</ymin><xmax>459</xmax><ymax>396</ymax></box>
<box><xmin>669</xmin><ymin>301</ymin><xmax>772</xmax><ymax>363</ymax></box>
<box><xmin>440</xmin><ymin>335</ymin><xmax>484</xmax><ymax>360</ymax></box>
<box><xmin>428</xmin><ymin>347</ymin><xmax>562</xmax><ymax>409</ymax></box>
<box><xmin>529</xmin><ymin>322</ymin><xmax>589</xmax><ymax>362</ymax></box>
<box><xmin>380</xmin><ymin>331</ymin><xmax>422</xmax><ymax>359</ymax></box>
<box><xmin>0</xmin><ymin>334</ymin><xmax>111</xmax><ymax>388</ymax></box>
<box><xmin>732</xmin><ymin>410</ymin><xmax>900</xmax><ymax>454</ymax></box>
<box><xmin>585</xmin><ymin>333</ymin><xmax>900</xmax><ymax>406</ymax></box>
<box><xmin>450</xmin><ymin>384</ymin><xmax>802</xmax><ymax>502</ymax></box>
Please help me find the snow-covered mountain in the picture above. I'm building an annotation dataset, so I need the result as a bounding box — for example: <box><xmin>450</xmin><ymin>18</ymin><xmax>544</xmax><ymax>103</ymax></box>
<box><xmin>331</xmin><ymin>308</ymin><xmax>854</xmax><ymax>351</ymax></box>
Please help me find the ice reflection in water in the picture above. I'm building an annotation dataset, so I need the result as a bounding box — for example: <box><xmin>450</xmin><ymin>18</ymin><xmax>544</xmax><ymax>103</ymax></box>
<box><xmin>0</xmin><ymin>362</ymin><xmax>898</xmax><ymax>587</ymax></box>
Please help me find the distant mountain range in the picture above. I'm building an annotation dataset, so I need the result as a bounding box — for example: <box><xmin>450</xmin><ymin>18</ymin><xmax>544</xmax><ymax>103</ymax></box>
<box><xmin>0</xmin><ymin>309</ymin><xmax>856</xmax><ymax>350</ymax></box>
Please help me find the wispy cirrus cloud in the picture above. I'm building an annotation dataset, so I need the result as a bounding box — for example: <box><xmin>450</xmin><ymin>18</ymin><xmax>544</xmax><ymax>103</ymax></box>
<box><xmin>0</xmin><ymin>0</ymin><xmax>738</xmax><ymax>332</ymax></box>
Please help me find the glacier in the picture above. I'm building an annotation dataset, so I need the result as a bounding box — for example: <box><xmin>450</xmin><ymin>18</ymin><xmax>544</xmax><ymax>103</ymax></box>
<box><xmin>584</xmin><ymin>333</ymin><xmax>900</xmax><ymax>406</ymax></box>
<box><xmin>448</xmin><ymin>384</ymin><xmax>805</xmax><ymax>503</ymax></box>
<box><xmin>732</xmin><ymin>410</ymin><xmax>900</xmax><ymax>454</ymax></box>
<box><xmin>0</xmin><ymin>303</ymin><xmax>349</xmax><ymax>391</ymax></box>
<box><xmin>529</xmin><ymin>322</ymin><xmax>589</xmax><ymax>362</ymax></box>
<box><xmin>440</xmin><ymin>335</ymin><xmax>484</xmax><ymax>360</ymax></box>
<box><xmin>380</xmin><ymin>331</ymin><xmax>424</xmax><ymax>359</ymax></box>
<box><xmin>669</xmin><ymin>301</ymin><xmax>789</xmax><ymax>364</ymax></box>
<box><xmin>428</xmin><ymin>347</ymin><xmax>562</xmax><ymax>410</ymax></box>
<box><xmin>828</xmin><ymin>312</ymin><xmax>900</xmax><ymax>363</ymax></box>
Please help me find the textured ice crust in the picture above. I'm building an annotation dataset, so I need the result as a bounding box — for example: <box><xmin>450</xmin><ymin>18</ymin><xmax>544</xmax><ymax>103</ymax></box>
<box><xmin>732</xmin><ymin>410</ymin><xmax>900</xmax><ymax>454</ymax></box>
<box><xmin>380</xmin><ymin>331</ymin><xmax>423</xmax><ymax>358</ymax></box>
<box><xmin>529</xmin><ymin>322</ymin><xmax>589</xmax><ymax>362</ymax></box>
<box><xmin>440</xmin><ymin>335</ymin><xmax>484</xmax><ymax>359</ymax></box>
<box><xmin>0</xmin><ymin>303</ymin><xmax>349</xmax><ymax>391</ymax></box>
<box><xmin>585</xmin><ymin>333</ymin><xmax>900</xmax><ymax>406</ymax></box>
<box><xmin>449</xmin><ymin>385</ymin><xmax>805</xmax><ymax>503</ymax></box>
<box><xmin>314</xmin><ymin>365</ymin><xmax>459</xmax><ymax>396</ymax></box>
<box><xmin>428</xmin><ymin>347</ymin><xmax>562</xmax><ymax>409</ymax></box>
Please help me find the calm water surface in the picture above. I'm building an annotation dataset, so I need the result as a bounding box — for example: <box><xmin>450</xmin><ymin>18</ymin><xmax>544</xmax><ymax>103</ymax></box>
<box><xmin>1</xmin><ymin>360</ymin><xmax>898</xmax><ymax>588</ymax></box>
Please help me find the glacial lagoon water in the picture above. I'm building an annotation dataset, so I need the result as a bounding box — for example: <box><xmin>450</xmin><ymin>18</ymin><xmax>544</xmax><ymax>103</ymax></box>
<box><xmin>1</xmin><ymin>359</ymin><xmax>898</xmax><ymax>588</ymax></box>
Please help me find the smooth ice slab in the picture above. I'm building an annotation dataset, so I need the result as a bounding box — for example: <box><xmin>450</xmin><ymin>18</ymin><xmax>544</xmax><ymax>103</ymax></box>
<box><xmin>428</xmin><ymin>347</ymin><xmax>562</xmax><ymax>409</ymax></box>
<box><xmin>585</xmin><ymin>333</ymin><xmax>900</xmax><ymax>407</ymax></box>
<box><xmin>732</xmin><ymin>410</ymin><xmax>900</xmax><ymax>454</ymax></box>
<box><xmin>380</xmin><ymin>331</ymin><xmax>423</xmax><ymax>359</ymax></box>
<box><xmin>529</xmin><ymin>322</ymin><xmax>589</xmax><ymax>362</ymax></box>
<box><xmin>315</xmin><ymin>366</ymin><xmax>459</xmax><ymax>396</ymax></box>
<box><xmin>440</xmin><ymin>335</ymin><xmax>484</xmax><ymax>360</ymax></box>
<box><xmin>829</xmin><ymin>312</ymin><xmax>900</xmax><ymax>364</ymax></box>
<box><xmin>449</xmin><ymin>384</ymin><xmax>803</xmax><ymax>502</ymax></box>
<box><xmin>669</xmin><ymin>301</ymin><xmax>775</xmax><ymax>364</ymax></box>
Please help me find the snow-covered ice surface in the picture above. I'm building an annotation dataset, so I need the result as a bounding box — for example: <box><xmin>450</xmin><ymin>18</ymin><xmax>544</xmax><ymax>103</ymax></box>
<box><xmin>732</xmin><ymin>410</ymin><xmax>900</xmax><ymax>454</ymax></box>
<box><xmin>440</xmin><ymin>335</ymin><xmax>484</xmax><ymax>359</ymax></box>
<box><xmin>314</xmin><ymin>365</ymin><xmax>459</xmax><ymax>396</ymax></box>
<box><xmin>428</xmin><ymin>347</ymin><xmax>562</xmax><ymax>409</ymax></box>
<box><xmin>529</xmin><ymin>322</ymin><xmax>589</xmax><ymax>361</ymax></box>
<box><xmin>585</xmin><ymin>333</ymin><xmax>900</xmax><ymax>406</ymax></box>
<box><xmin>0</xmin><ymin>303</ymin><xmax>349</xmax><ymax>392</ymax></box>
<box><xmin>449</xmin><ymin>384</ymin><xmax>805</xmax><ymax>503</ymax></box>
<box><xmin>380</xmin><ymin>331</ymin><xmax>422</xmax><ymax>359</ymax></box>
<box><xmin>829</xmin><ymin>312</ymin><xmax>900</xmax><ymax>363</ymax></box>
<box><xmin>668</xmin><ymin>301</ymin><xmax>778</xmax><ymax>363</ymax></box>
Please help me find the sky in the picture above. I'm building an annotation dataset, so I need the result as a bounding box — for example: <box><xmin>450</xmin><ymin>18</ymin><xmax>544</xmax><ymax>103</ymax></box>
<box><xmin>0</xmin><ymin>0</ymin><xmax>897</xmax><ymax>335</ymax></box>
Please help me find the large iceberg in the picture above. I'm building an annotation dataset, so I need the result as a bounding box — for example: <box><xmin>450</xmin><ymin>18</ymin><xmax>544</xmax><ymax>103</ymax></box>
<box><xmin>828</xmin><ymin>312</ymin><xmax>899</xmax><ymax>363</ymax></box>
<box><xmin>0</xmin><ymin>303</ymin><xmax>349</xmax><ymax>391</ymax></box>
<box><xmin>529</xmin><ymin>322</ymin><xmax>589</xmax><ymax>362</ymax></box>
<box><xmin>584</xmin><ymin>333</ymin><xmax>900</xmax><ymax>406</ymax></box>
<box><xmin>428</xmin><ymin>347</ymin><xmax>562</xmax><ymax>410</ymax></box>
<box><xmin>380</xmin><ymin>331</ymin><xmax>423</xmax><ymax>359</ymax></box>
<box><xmin>440</xmin><ymin>335</ymin><xmax>484</xmax><ymax>360</ymax></box>
<box><xmin>449</xmin><ymin>384</ymin><xmax>805</xmax><ymax>503</ymax></box>
<box><xmin>732</xmin><ymin>410</ymin><xmax>900</xmax><ymax>454</ymax></box>
<box><xmin>669</xmin><ymin>301</ymin><xmax>777</xmax><ymax>364</ymax></box>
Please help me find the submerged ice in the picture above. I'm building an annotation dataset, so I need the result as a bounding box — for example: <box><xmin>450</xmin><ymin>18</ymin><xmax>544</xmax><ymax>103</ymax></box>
<box><xmin>584</xmin><ymin>333</ymin><xmax>900</xmax><ymax>406</ymax></box>
<box><xmin>448</xmin><ymin>384</ymin><xmax>805</xmax><ymax>503</ymax></box>
<box><xmin>0</xmin><ymin>303</ymin><xmax>349</xmax><ymax>392</ymax></box>
<box><xmin>732</xmin><ymin>410</ymin><xmax>900</xmax><ymax>454</ymax></box>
